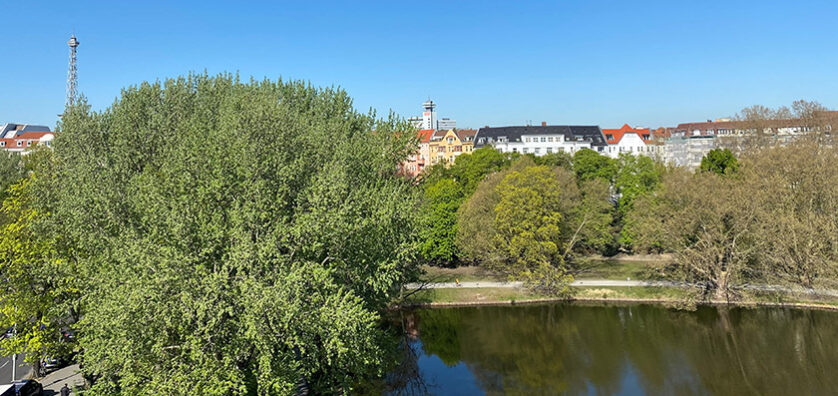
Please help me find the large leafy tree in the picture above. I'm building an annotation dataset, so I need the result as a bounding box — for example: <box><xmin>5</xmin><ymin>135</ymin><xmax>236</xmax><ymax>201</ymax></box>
<box><xmin>33</xmin><ymin>74</ymin><xmax>418</xmax><ymax>394</ymax></box>
<box><xmin>0</xmin><ymin>151</ymin><xmax>24</xmax><ymax>204</ymax></box>
<box><xmin>627</xmin><ymin>170</ymin><xmax>762</xmax><ymax>300</ymax></box>
<box><xmin>532</xmin><ymin>151</ymin><xmax>573</xmax><ymax>170</ymax></box>
<box><xmin>447</xmin><ymin>147</ymin><xmax>511</xmax><ymax>196</ymax></box>
<box><xmin>419</xmin><ymin>179</ymin><xmax>464</xmax><ymax>266</ymax></box>
<box><xmin>700</xmin><ymin>148</ymin><xmax>739</xmax><ymax>176</ymax></box>
<box><xmin>614</xmin><ymin>154</ymin><xmax>662</xmax><ymax>248</ymax></box>
<box><xmin>493</xmin><ymin>165</ymin><xmax>573</xmax><ymax>294</ymax></box>
<box><xmin>0</xmin><ymin>172</ymin><xmax>79</xmax><ymax>372</ymax></box>
<box><xmin>746</xmin><ymin>142</ymin><xmax>838</xmax><ymax>288</ymax></box>
<box><xmin>572</xmin><ymin>149</ymin><xmax>616</xmax><ymax>184</ymax></box>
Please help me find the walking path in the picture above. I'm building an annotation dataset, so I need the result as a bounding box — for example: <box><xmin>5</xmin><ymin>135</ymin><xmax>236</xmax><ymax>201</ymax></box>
<box><xmin>406</xmin><ymin>279</ymin><xmax>680</xmax><ymax>289</ymax></box>
<box><xmin>38</xmin><ymin>364</ymin><xmax>83</xmax><ymax>395</ymax></box>
<box><xmin>405</xmin><ymin>280</ymin><xmax>838</xmax><ymax>298</ymax></box>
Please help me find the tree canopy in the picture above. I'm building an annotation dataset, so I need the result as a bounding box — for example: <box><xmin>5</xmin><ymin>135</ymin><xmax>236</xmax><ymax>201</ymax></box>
<box><xmin>700</xmin><ymin>148</ymin><xmax>739</xmax><ymax>175</ymax></box>
<box><xmin>419</xmin><ymin>179</ymin><xmax>464</xmax><ymax>266</ymax></box>
<box><xmin>13</xmin><ymin>74</ymin><xmax>419</xmax><ymax>394</ymax></box>
<box><xmin>573</xmin><ymin>149</ymin><xmax>616</xmax><ymax>184</ymax></box>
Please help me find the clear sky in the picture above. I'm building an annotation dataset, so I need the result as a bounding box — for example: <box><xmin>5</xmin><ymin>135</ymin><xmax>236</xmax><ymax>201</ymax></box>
<box><xmin>3</xmin><ymin>0</ymin><xmax>838</xmax><ymax>129</ymax></box>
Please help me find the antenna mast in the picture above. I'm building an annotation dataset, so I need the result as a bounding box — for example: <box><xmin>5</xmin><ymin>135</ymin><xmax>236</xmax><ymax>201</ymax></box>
<box><xmin>66</xmin><ymin>34</ymin><xmax>80</xmax><ymax>107</ymax></box>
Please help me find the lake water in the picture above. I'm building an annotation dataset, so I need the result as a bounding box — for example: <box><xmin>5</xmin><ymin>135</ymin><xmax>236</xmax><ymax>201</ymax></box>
<box><xmin>381</xmin><ymin>303</ymin><xmax>838</xmax><ymax>395</ymax></box>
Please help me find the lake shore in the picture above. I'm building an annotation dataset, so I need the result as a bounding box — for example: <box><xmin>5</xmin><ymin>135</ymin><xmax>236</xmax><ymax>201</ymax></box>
<box><xmin>401</xmin><ymin>261</ymin><xmax>838</xmax><ymax>312</ymax></box>
<box><xmin>399</xmin><ymin>293</ymin><xmax>838</xmax><ymax>312</ymax></box>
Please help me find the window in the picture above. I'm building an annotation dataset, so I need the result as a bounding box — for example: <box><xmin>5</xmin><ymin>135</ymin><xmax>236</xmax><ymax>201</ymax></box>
<box><xmin>26</xmin><ymin>141</ymin><xmax>31</xmax><ymax>146</ymax></box>
<box><xmin>534</xmin><ymin>148</ymin><xmax>540</xmax><ymax>154</ymax></box>
<box><xmin>447</xmin><ymin>137</ymin><xmax>454</xmax><ymax>144</ymax></box>
<box><xmin>546</xmin><ymin>148</ymin><xmax>553</xmax><ymax>153</ymax></box>
<box><xmin>512</xmin><ymin>147</ymin><xmax>518</xmax><ymax>153</ymax></box>
<box><xmin>558</xmin><ymin>147</ymin><xmax>564</xmax><ymax>152</ymax></box>
<box><xmin>540</xmin><ymin>137</ymin><xmax>546</xmax><ymax>142</ymax></box>
<box><xmin>523</xmin><ymin>148</ymin><xmax>529</xmax><ymax>153</ymax></box>
<box><xmin>0</xmin><ymin>142</ymin><xmax>4</xmax><ymax>147</ymax></box>
<box><xmin>548</xmin><ymin>137</ymin><xmax>554</xmax><ymax>142</ymax></box>
<box><xmin>524</xmin><ymin>137</ymin><xmax>530</xmax><ymax>143</ymax></box>
<box><xmin>16</xmin><ymin>141</ymin><xmax>21</xmax><ymax>147</ymax></box>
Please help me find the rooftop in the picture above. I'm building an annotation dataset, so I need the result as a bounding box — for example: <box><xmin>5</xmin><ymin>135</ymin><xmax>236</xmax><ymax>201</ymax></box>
<box><xmin>475</xmin><ymin>125</ymin><xmax>607</xmax><ymax>147</ymax></box>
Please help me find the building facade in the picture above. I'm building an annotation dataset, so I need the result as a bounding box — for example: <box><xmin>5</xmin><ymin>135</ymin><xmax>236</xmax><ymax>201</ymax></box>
<box><xmin>401</xmin><ymin>129</ymin><xmax>435</xmax><ymax>177</ymax></box>
<box><xmin>473</xmin><ymin>123</ymin><xmax>608</xmax><ymax>155</ymax></box>
<box><xmin>658</xmin><ymin>136</ymin><xmax>716</xmax><ymax>168</ymax></box>
<box><xmin>407</xmin><ymin>100</ymin><xmax>456</xmax><ymax>131</ymax></box>
<box><xmin>0</xmin><ymin>123</ymin><xmax>54</xmax><ymax>153</ymax></box>
<box><xmin>428</xmin><ymin>129</ymin><xmax>476</xmax><ymax>165</ymax></box>
<box><xmin>601</xmin><ymin>124</ymin><xmax>656</xmax><ymax>158</ymax></box>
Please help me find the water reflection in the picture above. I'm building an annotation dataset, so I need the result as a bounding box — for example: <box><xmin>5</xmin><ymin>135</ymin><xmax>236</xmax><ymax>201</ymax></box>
<box><xmin>383</xmin><ymin>303</ymin><xmax>838</xmax><ymax>395</ymax></box>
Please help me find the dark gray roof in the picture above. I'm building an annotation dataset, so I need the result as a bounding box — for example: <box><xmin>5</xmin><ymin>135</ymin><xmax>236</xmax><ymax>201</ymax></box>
<box><xmin>474</xmin><ymin>125</ymin><xmax>607</xmax><ymax>148</ymax></box>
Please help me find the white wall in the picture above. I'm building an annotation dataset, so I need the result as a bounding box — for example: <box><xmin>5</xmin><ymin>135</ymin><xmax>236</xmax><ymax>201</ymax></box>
<box><xmin>603</xmin><ymin>133</ymin><xmax>649</xmax><ymax>158</ymax></box>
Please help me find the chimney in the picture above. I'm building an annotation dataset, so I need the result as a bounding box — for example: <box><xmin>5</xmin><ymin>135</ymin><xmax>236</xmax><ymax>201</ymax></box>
<box><xmin>541</xmin><ymin>121</ymin><xmax>547</xmax><ymax>127</ymax></box>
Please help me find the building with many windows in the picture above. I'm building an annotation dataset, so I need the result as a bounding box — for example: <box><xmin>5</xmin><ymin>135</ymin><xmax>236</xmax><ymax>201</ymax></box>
<box><xmin>601</xmin><ymin>124</ymin><xmax>658</xmax><ymax>158</ymax></box>
<box><xmin>407</xmin><ymin>100</ymin><xmax>456</xmax><ymax>131</ymax></box>
<box><xmin>429</xmin><ymin>129</ymin><xmax>476</xmax><ymax>165</ymax></box>
<box><xmin>401</xmin><ymin>129</ymin><xmax>435</xmax><ymax>177</ymax></box>
<box><xmin>473</xmin><ymin>122</ymin><xmax>608</xmax><ymax>155</ymax></box>
<box><xmin>0</xmin><ymin>123</ymin><xmax>54</xmax><ymax>153</ymax></box>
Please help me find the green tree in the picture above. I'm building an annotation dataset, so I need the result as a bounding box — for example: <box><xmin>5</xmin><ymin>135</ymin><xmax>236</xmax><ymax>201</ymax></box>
<box><xmin>573</xmin><ymin>149</ymin><xmax>616</xmax><ymax>183</ymax></box>
<box><xmin>0</xmin><ymin>173</ymin><xmax>80</xmax><ymax>372</ymax></box>
<box><xmin>419</xmin><ymin>179</ymin><xmax>464</xmax><ymax>266</ymax></box>
<box><xmin>447</xmin><ymin>147</ymin><xmax>511</xmax><ymax>195</ymax></box>
<box><xmin>700</xmin><ymin>148</ymin><xmax>739</xmax><ymax>175</ymax></box>
<box><xmin>35</xmin><ymin>74</ymin><xmax>418</xmax><ymax>394</ymax></box>
<box><xmin>0</xmin><ymin>151</ymin><xmax>24</xmax><ymax>204</ymax></box>
<box><xmin>492</xmin><ymin>166</ymin><xmax>573</xmax><ymax>294</ymax></box>
<box><xmin>533</xmin><ymin>151</ymin><xmax>573</xmax><ymax>170</ymax></box>
<box><xmin>627</xmin><ymin>170</ymin><xmax>761</xmax><ymax>300</ymax></box>
<box><xmin>614</xmin><ymin>154</ymin><xmax>662</xmax><ymax>248</ymax></box>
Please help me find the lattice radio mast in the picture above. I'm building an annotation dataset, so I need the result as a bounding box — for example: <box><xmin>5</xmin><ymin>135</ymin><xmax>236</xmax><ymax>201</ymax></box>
<box><xmin>66</xmin><ymin>34</ymin><xmax>80</xmax><ymax>107</ymax></box>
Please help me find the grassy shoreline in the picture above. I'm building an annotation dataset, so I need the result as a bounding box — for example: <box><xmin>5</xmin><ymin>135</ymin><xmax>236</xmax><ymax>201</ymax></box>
<box><xmin>405</xmin><ymin>260</ymin><xmax>838</xmax><ymax>312</ymax></box>
<box><xmin>397</xmin><ymin>287</ymin><xmax>838</xmax><ymax>312</ymax></box>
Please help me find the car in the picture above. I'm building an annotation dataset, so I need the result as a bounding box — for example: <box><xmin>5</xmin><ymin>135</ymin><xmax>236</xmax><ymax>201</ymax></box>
<box><xmin>13</xmin><ymin>380</ymin><xmax>42</xmax><ymax>396</ymax></box>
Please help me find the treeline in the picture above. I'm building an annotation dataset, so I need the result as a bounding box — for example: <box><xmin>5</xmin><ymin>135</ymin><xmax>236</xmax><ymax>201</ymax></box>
<box><xmin>627</xmin><ymin>140</ymin><xmax>838</xmax><ymax>300</ymax></box>
<box><xmin>418</xmin><ymin>135</ymin><xmax>838</xmax><ymax>300</ymax></box>
<box><xmin>417</xmin><ymin>147</ymin><xmax>663</xmax><ymax>292</ymax></box>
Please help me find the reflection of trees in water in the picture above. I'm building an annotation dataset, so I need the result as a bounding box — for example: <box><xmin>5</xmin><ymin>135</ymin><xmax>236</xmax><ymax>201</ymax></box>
<box><xmin>369</xmin><ymin>310</ymin><xmax>430</xmax><ymax>396</ymax></box>
<box><xmin>410</xmin><ymin>304</ymin><xmax>838</xmax><ymax>395</ymax></box>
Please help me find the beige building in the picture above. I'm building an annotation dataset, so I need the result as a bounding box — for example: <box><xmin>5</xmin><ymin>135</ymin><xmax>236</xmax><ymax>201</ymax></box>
<box><xmin>428</xmin><ymin>129</ymin><xmax>476</xmax><ymax>165</ymax></box>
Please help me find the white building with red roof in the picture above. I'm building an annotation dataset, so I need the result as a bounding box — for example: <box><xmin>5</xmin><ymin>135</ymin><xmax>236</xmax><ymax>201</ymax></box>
<box><xmin>601</xmin><ymin>124</ymin><xmax>658</xmax><ymax>158</ymax></box>
<box><xmin>0</xmin><ymin>123</ymin><xmax>55</xmax><ymax>153</ymax></box>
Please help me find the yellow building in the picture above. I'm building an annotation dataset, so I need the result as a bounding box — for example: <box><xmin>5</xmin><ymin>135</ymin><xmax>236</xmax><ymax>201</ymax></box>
<box><xmin>428</xmin><ymin>129</ymin><xmax>477</xmax><ymax>165</ymax></box>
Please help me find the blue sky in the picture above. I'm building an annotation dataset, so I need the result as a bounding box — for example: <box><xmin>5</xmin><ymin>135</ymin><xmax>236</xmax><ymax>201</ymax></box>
<box><xmin>3</xmin><ymin>0</ymin><xmax>837</xmax><ymax>129</ymax></box>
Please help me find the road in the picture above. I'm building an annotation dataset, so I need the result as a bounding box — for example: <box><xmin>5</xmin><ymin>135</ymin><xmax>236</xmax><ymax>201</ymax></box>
<box><xmin>0</xmin><ymin>354</ymin><xmax>33</xmax><ymax>384</ymax></box>
<box><xmin>405</xmin><ymin>280</ymin><xmax>838</xmax><ymax>297</ymax></box>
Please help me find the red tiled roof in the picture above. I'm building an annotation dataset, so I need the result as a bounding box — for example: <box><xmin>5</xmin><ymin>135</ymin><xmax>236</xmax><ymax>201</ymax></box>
<box><xmin>16</xmin><ymin>131</ymin><xmax>53</xmax><ymax>140</ymax></box>
<box><xmin>417</xmin><ymin>129</ymin><xmax>434</xmax><ymax>144</ymax></box>
<box><xmin>601</xmin><ymin>124</ymin><xmax>651</xmax><ymax>144</ymax></box>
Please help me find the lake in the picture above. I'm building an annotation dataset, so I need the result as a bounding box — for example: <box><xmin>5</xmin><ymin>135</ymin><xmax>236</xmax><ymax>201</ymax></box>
<box><xmin>380</xmin><ymin>303</ymin><xmax>838</xmax><ymax>395</ymax></box>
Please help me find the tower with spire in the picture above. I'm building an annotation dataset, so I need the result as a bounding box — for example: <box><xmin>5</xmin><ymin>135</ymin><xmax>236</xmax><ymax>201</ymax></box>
<box><xmin>66</xmin><ymin>34</ymin><xmax>80</xmax><ymax>107</ymax></box>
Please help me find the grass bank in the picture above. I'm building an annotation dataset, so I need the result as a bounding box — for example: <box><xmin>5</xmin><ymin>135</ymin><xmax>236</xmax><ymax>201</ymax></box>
<box><xmin>419</xmin><ymin>256</ymin><xmax>672</xmax><ymax>284</ymax></box>
<box><xmin>408</xmin><ymin>258</ymin><xmax>838</xmax><ymax>311</ymax></box>
<box><xmin>401</xmin><ymin>285</ymin><xmax>838</xmax><ymax>312</ymax></box>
